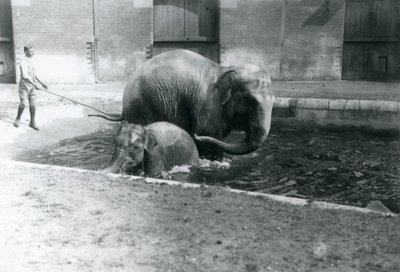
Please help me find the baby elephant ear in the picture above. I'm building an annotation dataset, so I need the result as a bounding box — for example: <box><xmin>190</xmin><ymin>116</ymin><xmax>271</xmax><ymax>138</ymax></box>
<box><xmin>144</xmin><ymin>133</ymin><xmax>158</xmax><ymax>152</ymax></box>
<box><xmin>215</xmin><ymin>69</ymin><xmax>236</xmax><ymax>105</ymax></box>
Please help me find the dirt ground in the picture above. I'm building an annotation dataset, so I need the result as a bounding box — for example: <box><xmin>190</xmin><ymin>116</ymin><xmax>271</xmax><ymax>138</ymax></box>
<box><xmin>0</xmin><ymin>86</ymin><xmax>399</xmax><ymax>271</ymax></box>
<box><xmin>1</xmin><ymin>160</ymin><xmax>400</xmax><ymax>272</ymax></box>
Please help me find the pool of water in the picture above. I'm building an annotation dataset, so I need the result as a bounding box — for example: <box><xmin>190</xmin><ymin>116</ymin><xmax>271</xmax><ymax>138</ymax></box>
<box><xmin>20</xmin><ymin>122</ymin><xmax>400</xmax><ymax>213</ymax></box>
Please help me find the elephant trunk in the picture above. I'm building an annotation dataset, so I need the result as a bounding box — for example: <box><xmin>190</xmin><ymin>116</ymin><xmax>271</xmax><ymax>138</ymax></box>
<box><xmin>102</xmin><ymin>149</ymin><xmax>127</xmax><ymax>173</ymax></box>
<box><xmin>195</xmin><ymin>127</ymin><xmax>267</xmax><ymax>155</ymax></box>
<box><xmin>195</xmin><ymin>105</ymin><xmax>271</xmax><ymax>155</ymax></box>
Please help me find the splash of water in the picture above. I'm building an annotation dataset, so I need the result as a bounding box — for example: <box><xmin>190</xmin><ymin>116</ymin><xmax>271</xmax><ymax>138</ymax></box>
<box><xmin>199</xmin><ymin>158</ymin><xmax>231</xmax><ymax>169</ymax></box>
<box><xmin>170</xmin><ymin>165</ymin><xmax>192</xmax><ymax>174</ymax></box>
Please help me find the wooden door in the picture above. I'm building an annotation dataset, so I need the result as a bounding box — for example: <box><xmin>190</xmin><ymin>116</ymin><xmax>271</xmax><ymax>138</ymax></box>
<box><xmin>153</xmin><ymin>0</ymin><xmax>219</xmax><ymax>62</ymax></box>
<box><xmin>342</xmin><ymin>0</ymin><xmax>400</xmax><ymax>80</ymax></box>
<box><xmin>0</xmin><ymin>0</ymin><xmax>15</xmax><ymax>83</ymax></box>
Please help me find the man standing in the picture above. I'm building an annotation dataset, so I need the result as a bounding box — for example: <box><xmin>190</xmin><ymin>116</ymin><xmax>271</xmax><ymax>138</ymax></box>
<box><xmin>14</xmin><ymin>45</ymin><xmax>47</xmax><ymax>131</ymax></box>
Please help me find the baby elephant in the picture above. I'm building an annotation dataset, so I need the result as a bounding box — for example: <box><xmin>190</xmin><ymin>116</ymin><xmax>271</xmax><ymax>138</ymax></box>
<box><xmin>103</xmin><ymin>122</ymin><xmax>199</xmax><ymax>177</ymax></box>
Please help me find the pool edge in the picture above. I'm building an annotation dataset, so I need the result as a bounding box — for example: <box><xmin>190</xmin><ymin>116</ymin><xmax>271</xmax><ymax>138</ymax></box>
<box><xmin>2</xmin><ymin>159</ymin><xmax>396</xmax><ymax>217</ymax></box>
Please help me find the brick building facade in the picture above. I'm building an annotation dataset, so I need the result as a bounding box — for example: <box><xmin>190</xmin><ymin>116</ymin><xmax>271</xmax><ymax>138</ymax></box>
<box><xmin>10</xmin><ymin>0</ymin><xmax>153</xmax><ymax>83</ymax></box>
<box><xmin>220</xmin><ymin>0</ymin><xmax>345</xmax><ymax>80</ymax></box>
<box><xmin>2</xmin><ymin>0</ymin><xmax>349</xmax><ymax>83</ymax></box>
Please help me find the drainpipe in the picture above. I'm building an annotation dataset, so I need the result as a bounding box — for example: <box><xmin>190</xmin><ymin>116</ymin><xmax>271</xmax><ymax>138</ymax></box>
<box><xmin>279</xmin><ymin>0</ymin><xmax>287</xmax><ymax>81</ymax></box>
<box><xmin>9</xmin><ymin>0</ymin><xmax>17</xmax><ymax>84</ymax></box>
<box><xmin>92</xmin><ymin>0</ymin><xmax>99</xmax><ymax>83</ymax></box>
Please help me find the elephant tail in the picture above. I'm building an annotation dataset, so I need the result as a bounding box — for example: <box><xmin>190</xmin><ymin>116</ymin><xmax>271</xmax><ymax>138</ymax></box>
<box><xmin>88</xmin><ymin>113</ymin><xmax>123</xmax><ymax>122</ymax></box>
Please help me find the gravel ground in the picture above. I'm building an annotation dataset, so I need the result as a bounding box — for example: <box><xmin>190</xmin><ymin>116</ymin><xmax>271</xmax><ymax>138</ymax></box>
<box><xmin>1</xmin><ymin>160</ymin><xmax>399</xmax><ymax>272</ymax></box>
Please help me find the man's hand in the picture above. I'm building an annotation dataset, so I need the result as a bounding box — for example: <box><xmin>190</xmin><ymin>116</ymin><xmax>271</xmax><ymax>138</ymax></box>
<box><xmin>33</xmin><ymin>77</ymin><xmax>47</xmax><ymax>90</ymax></box>
<box><xmin>34</xmin><ymin>83</ymin><xmax>47</xmax><ymax>90</ymax></box>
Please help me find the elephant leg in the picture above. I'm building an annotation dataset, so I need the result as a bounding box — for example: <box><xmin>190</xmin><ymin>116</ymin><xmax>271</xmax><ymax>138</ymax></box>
<box><xmin>143</xmin><ymin>146</ymin><xmax>166</xmax><ymax>177</ymax></box>
<box><xmin>144</xmin><ymin>159</ymin><xmax>165</xmax><ymax>177</ymax></box>
<box><xmin>125</xmin><ymin>164</ymin><xmax>143</xmax><ymax>175</ymax></box>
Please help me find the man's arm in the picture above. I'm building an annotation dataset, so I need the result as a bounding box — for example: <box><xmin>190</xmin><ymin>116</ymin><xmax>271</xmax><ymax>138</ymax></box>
<box><xmin>34</xmin><ymin>76</ymin><xmax>47</xmax><ymax>90</ymax></box>
<box><xmin>20</xmin><ymin>60</ymin><xmax>43</xmax><ymax>89</ymax></box>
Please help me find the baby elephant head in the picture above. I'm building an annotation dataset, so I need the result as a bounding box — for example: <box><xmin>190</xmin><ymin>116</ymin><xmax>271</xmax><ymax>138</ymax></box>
<box><xmin>103</xmin><ymin>123</ymin><xmax>157</xmax><ymax>174</ymax></box>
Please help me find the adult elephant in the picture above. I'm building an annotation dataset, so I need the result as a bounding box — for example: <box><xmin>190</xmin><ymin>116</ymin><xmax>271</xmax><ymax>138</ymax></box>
<box><xmin>90</xmin><ymin>49</ymin><xmax>274</xmax><ymax>157</ymax></box>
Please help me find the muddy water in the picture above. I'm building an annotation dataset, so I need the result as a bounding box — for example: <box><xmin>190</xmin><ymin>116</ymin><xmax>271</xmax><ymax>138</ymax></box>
<box><xmin>20</xmin><ymin>122</ymin><xmax>400</xmax><ymax>213</ymax></box>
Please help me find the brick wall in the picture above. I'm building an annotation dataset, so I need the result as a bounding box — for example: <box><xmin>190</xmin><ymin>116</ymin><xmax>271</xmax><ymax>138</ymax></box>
<box><xmin>284</xmin><ymin>0</ymin><xmax>345</xmax><ymax>80</ymax></box>
<box><xmin>11</xmin><ymin>0</ymin><xmax>346</xmax><ymax>83</ymax></box>
<box><xmin>220</xmin><ymin>0</ymin><xmax>282</xmax><ymax>78</ymax></box>
<box><xmin>220</xmin><ymin>0</ymin><xmax>346</xmax><ymax>81</ymax></box>
<box><xmin>11</xmin><ymin>0</ymin><xmax>95</xmax><ymax>83</ymax></box>
<box><xmin>11</xmin><ymin>0</ymin><xmax>152</xmax><ymax>83</ymax></box>
<box><xmin>95</xmin><ymin>0</ymin><xmax>152</xmax><ymax>82</ymax></box>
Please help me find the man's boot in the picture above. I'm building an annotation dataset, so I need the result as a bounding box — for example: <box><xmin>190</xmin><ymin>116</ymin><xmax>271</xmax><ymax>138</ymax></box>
<box><xmin>14</xmin><ymin>105</ymin><xmax>25</xmax><ymax>128</ymax></box>
<box><xmin>29</xmin><ymin>106</ymin><xmax>39</xmax><ymax>131</ymax></box>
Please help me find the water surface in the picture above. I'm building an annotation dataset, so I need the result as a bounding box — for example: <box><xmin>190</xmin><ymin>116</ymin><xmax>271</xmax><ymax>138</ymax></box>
<box><xmin>20</xmin><ymin>122</ymin><xmax>400</xmax><ymax>213</ymax></box>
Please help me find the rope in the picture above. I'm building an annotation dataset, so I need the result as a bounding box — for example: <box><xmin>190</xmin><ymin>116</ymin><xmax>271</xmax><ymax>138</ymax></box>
<box><xmin>41</xmin><ymin>89</ymin><xmax>110</xmax><ymax>115</ymax></box>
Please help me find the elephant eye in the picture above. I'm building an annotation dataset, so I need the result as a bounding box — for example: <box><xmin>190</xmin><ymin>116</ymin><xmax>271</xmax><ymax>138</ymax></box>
<box><xmin>246</xmin><ymin>79</ymin><xmax>260</xmax><ymax>90</ymax></box>
<box><xmin>130</xmin><ymin>143</ymin><xmax>141</xmax><ymax>150</ymax></box>
<box><xmin>129</xmin><ymin>139</ymin><xmax>142</xmax><ymax>149</ymax></box>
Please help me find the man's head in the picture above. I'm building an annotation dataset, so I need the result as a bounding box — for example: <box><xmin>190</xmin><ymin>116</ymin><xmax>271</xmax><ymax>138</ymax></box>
<box><xmin>24</xmin><ymin>45</ymin><xmax>34</xmax><ymax>58</ymax></box>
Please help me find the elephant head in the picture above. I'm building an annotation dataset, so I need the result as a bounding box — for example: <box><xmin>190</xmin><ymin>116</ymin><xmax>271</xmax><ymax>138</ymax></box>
<box><xmin>195</xmin><ymin>64</ymin><xmax>274</xmax><ymax>155</ymax></box>
<box><xmin>103</xmin><ymin>123</ymin><xmax>156</xmax><ymax>173</ymax></box>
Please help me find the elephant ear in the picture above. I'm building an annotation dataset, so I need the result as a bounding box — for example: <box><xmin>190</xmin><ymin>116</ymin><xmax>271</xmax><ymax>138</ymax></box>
<box><xmin>215</xmin><ymin>69</ymin><xmax>236</xmax><ymax>106</ymax></box>
<box><xmin>144</xmin><ymin>133</ymin><xmax>158</xmax><ymax>153</ymax></box>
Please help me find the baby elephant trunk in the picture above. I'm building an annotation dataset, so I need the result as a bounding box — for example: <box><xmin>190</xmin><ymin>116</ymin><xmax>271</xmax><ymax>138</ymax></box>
<box><xmin>102</xmin><ymin>149</ymin><xmax>127</xmax><ymax>173</ymax></box>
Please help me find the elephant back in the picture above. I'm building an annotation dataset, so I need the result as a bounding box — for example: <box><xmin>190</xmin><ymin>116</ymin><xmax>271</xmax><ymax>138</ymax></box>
<box><xmin>146</xmin><ymin>122</ymin><xmax>199</xmax><ymax>166</ymax></box>
<box><xmin>121</xmin><ymin>50</ymin><xmax>222</xmax><ymax>132</ymax></box>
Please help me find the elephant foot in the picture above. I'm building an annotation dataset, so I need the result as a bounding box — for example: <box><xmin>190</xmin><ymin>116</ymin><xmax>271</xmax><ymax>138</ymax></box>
<box><xmin>13</xmin><ymin>119</ymin><xmax>20</xmax><ymax>128</ymax></box>
<box><xmin>29</xmin><ymin>122</ymin><xmax>40</xmax><ymax>131</ymax></box>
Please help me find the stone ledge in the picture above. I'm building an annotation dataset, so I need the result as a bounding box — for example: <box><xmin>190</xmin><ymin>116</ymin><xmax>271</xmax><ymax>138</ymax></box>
<box><xmin>273</xmin><ymin>98</ymin><xmax>400</xmax><ymax>112</ymax></box>
<box><xmin>1</xmin><ymin>159</ymin><xmax>395</xmax><ymax>217</ymax></box>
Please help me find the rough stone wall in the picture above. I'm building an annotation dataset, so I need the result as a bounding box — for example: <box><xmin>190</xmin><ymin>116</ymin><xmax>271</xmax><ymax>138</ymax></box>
<box><xmin>11</xmin><ymin>0</ymin><xmax>95</xmax><ymax>83</ymax></box>
<box><xmin>220</xmin><ymin>0</ymin><xmax>346</xmax><ymax>81</ymax></box>
<box><xmin>95</xmin><ymin>0</ymin><xmax>152</xmax><ymax>82</ymax></box>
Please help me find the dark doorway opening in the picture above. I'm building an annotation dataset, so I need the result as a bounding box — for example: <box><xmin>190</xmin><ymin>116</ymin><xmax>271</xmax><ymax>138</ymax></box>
<box><xmin>0</xmin><ymin>0</ymin><xmax>15</xmax><ymax>83</ymax></box>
